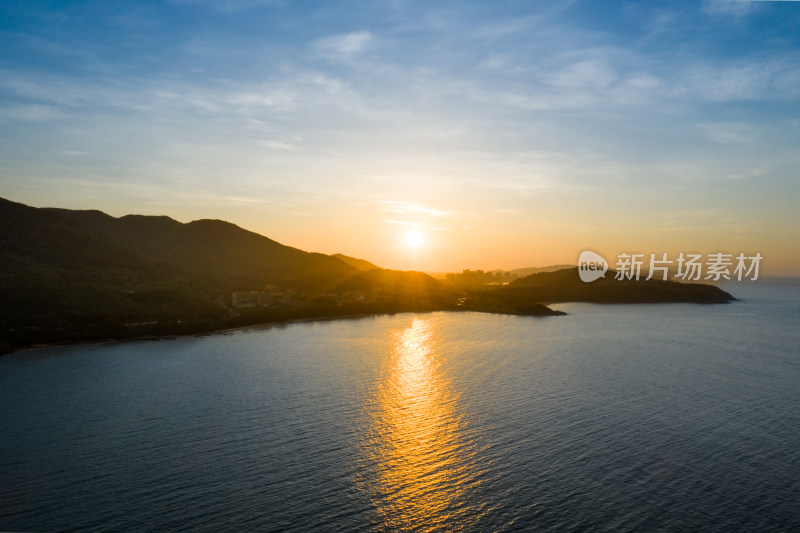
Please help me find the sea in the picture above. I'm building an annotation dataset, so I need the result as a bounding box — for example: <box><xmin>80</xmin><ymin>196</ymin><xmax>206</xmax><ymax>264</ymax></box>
<box><xmin>1</xmin><ymin>279</ymin><xmax>798</xmax><ymax>532</ymax></box>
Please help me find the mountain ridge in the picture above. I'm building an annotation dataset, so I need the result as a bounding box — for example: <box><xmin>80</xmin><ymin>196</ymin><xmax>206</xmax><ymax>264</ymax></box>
<box><xmin>332</xmin><ymin>253</ymin><xmax>382</xmax><ymax>272</ymax></box>
<box><xmin>0</xmin><ymin>197</ymin><xmax>734</xmax><ymax>353</ymax></box>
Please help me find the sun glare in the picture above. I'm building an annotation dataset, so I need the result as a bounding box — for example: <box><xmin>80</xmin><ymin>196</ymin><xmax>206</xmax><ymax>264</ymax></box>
<box><xmin>405</xmin><ymin>230</ymin><xmax>423</xmax><ymax>247</ymax></box>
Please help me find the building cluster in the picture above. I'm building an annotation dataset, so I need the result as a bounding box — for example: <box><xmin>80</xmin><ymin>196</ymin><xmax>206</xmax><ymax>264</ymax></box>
<box><xmin>445</xmin><ymin>269</ymin><xmax>518</xmax><ymax>285</ymax></box>
<box><xmin>231</xmin><ymin>286</ymin><xmax>298</xmax><ymax>309</ymax></box>
<box><xmin>231</xmin><ymin>286</ymin><xmax>369</xmax><ymax>309</ymax></box>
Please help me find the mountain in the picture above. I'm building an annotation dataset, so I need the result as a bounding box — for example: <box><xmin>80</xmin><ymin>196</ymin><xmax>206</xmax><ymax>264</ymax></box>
<box><xmin>334</xmin><ymin>268</ymin><xmax>449</xmax><ymax>297</ymax></box>
<box><xmin>454</xmin><ymin>267</ymin><xmax>734</xmax><ymax>315</ymax></box>
<box><xmin>0</xmin><ymin>197</ymin><xmax>464</xmax><ymax>352</ymax></box>
<box><xmin>0</xmin><ymin>196</ymin><xmax>358</xmax><ymax>291</ymax></box>
<box><xmin>0</xmin><ymin>197</ymin><xmax>735</xmax><ymax>353</ymax></box>
<box><xmin>0</xmin><ymin>197</ymin><xmax>365</xmax><ymax>338</ymax></box>
<box><xmin>491</xmin><ymin>265</ymin><xmax>575</xmax><ymax>277</ymax></box>
<box><xmin>332</xmin><ymin>253</ymin><xmax>381</xmax><ymax>272</ymax></box>
<box><xmin>507</xmin><ymin>267</ymin><xmax>734</xmax><ymax>303</ymax></box>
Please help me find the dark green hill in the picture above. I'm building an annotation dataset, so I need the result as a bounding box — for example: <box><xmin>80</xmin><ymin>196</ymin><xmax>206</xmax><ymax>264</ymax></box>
<box><xmin>455</xmin><ymin>267</ymin><xmax>733</xmax><ymax>315</ymax></box>
<box><xmin>0</xmin><ymin>197</ymin><xmax>360</xmax><ymax>342</ymax></box>
<box><xmin>507</xmin><ymin>267</ymin><xmax>734</xmax><ymax>303</ymax></box>
<box><xmin>0</xmin><ymin>197</ymin><xmax>358</xmax><ymax>290</ymax></box>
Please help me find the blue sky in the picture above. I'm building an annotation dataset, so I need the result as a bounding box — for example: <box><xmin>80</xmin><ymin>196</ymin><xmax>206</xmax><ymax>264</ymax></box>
<box><xmin>1</xmin><ymin>0</ymin><xmax>799</xmax><ymax>272</ymax></box>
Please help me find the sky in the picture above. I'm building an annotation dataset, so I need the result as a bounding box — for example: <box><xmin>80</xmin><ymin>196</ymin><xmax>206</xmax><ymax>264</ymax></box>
<box><xmin>1</xmin><ymin>0</ymin><xmax>799</xmax><ymax>274</ymax></box>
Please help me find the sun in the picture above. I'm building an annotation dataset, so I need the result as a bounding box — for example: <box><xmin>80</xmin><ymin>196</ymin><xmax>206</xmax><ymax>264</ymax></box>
<box><xmin>404</xmin><ymin>229</ymin><xmax>423</xmax><ymax>247</ymax></box>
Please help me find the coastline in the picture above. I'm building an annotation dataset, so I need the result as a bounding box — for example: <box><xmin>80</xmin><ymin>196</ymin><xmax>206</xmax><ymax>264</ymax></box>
<box><xmin>1</xmin><ymin>312</ymin><xmax>388</xmax><ymax>357</ymax></box>
<box><xmin>1</xmin><ymin>306</ymin><xmax>572</xmax><ymax>357</ymax></box>
<box><xmin>3</xmin><ymin>283</ymin><xmax>741</xmax><ymax>357</ymax></box>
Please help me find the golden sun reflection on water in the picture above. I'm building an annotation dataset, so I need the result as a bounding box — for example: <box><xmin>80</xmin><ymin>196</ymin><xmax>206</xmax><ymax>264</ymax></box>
<box><xmin>364</xmin><ymin>317</ymin><xmax>481</xmax><ymax>531</ymax></box>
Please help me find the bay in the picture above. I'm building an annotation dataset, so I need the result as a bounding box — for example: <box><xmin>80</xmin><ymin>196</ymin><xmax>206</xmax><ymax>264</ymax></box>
<box><xmin>1</xmin><ymin>280</ymin><xmax>799</xmax><ymax>532</ymax></box>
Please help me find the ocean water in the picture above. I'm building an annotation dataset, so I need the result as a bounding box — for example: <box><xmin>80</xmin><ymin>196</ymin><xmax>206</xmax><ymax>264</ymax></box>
<box><xmin>1</xmin><ymin>280</ymin><xmax>798</xmax><ymax>532</ymax></box>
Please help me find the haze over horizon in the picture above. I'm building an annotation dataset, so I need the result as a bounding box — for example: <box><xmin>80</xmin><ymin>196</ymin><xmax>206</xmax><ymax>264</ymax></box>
<box><xmin>2</xmin><ymin>0</ymin><xmax>799</xmax><ymax>274</ymax></box>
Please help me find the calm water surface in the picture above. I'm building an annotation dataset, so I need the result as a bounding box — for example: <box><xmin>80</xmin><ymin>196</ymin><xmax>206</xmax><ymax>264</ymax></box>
<box><xmin>1</xmin><ymin>280</ymin><xmax>799</xmax><ymax>531</ymax></box>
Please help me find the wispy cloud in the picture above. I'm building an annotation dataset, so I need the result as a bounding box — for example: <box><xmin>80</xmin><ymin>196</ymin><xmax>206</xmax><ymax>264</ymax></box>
<box><xmin>380</xmin><ymin>201</ymin><xmax>453</xmax><ymax>218</ymax></box>
<box><xmin>314</xmin><ymin>31</ymin><xmax>375</xmax><ymax>59</ymax></box>
<box><xmin>699</xmin><ymin>122</ymin><xmax>761</xmax><ymax>144</ymax></box>
<box><xmin>0</xmin><ymin>104</ymin><xmax>68</xmax><ymax>122</ymax></box>
<box><xmin>678</xmin><ymin>57</ymin><xmax>800</xmax><ymax>101</ymax></box>
<box><xmin>382</xmin><ymin>219</ymin><xmax>416</xmax><ymax>227</ymax></box>
<box><xmin>257</xmin><ymin>140</ymin><xmax>297</xmax><ymax>150</ymax></box>
<box><xmin>1</xmin><ymin>0</ymin><xmax>798</xmax><ymax>270</ymax></box>
<box><xmin>169</xmin><ymin>0</ymin><xmax>285</xmax><ymax>12</ymax></box>
<box><xmin>548</xmin><ymin>59</ymin><xmax>618</xmax><ymax>89</ymax></box>
<box><xmin>702</xmin><ymin>0</ymin><xmax>761</xmax><ymax>18</ymax></box>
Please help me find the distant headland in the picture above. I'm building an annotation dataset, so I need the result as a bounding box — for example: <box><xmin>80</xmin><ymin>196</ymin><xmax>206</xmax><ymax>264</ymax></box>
<box><xmin>0</xmin><ymin>197</ymin><xmax>734</xmax><ymax>353</ymax></box>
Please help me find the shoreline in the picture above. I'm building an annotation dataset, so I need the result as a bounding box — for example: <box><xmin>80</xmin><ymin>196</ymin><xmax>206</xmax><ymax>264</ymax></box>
<box><xmin>1</xmin><ymin>305</ymin><xmax>572</xmax><ymax>357</ymax></box>
<box><xmin>3</xmin><ymin>292</ymin><xmax>737</xmax><ymax>357</ymax></box>
<box><xmin>1</xmin><ymin>312</ymin><xmax>392</xmax><ymax>357</ymax></box>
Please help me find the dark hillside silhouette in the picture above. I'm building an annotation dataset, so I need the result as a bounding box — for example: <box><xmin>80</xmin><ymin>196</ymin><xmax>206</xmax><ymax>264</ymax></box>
<box><xmin>0</xmin><ymin>197</ymin><xmax>734</xmax><ymax>352</ymax></box>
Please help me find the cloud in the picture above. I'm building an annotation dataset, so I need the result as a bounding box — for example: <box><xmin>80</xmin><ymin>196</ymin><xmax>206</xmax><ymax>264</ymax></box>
<box><xmin>1</xmin><ymin>1</ymin><xmax>796</xmax><ymax>231</ymax></box>
<box><xmin>0</xmin><ymin>104</ymin><xmax>68</xmax><ymax>122</ymax></box>
<box><xmin>678</xmin><ymin>57</ymin><xmax>800</xmax><ymax>101</ymax></box>
<box><xmin>548</xmin><ymin>59</ymin><xmax>618</xmax><ymax>88</ymax></box>
<box><xmin>382</xmin><ymin>219</ymin><xmax>415</xmax><ymax>227</ymax></box>
<box><xmin>492</xmin><ymin>207</ymin><xmax>522</xmax><ymax>216</ymax></box>
<box><xmin>699</xmin><ymin>122</ymin><xmax>760</xmax><ymax>144</ymax></box>
<box><xmin>0</xmin><ymin>65</ymin><xmax>367</xmax><ymax>126</ymax></box>
<box><xmin>0</xmin><ymin>68</ymin><xmax>161</xmax><ymax>112</ymax></box>
<box><xmin>110</xmin><ymin>7</ymin><xmax>165</xmax><ymax>31</ymax></box>
<box><xmin>472</xmin><ymin>15</ymin><xmax>543</xmax><ymax>40</ymax></box>
<box><xmin>314</xmin><ymin>31</ymin><xmax>375</xmax><ymax>59</ymax></box>
<box><xmin>380</xmin><ymin>201</ymin><xmax>453</xmax><ymax>218</ymax></box>
<box><xmin>258</xmin><ymin>140</ymin><xmax>296</xmax><ymax>150</ymax></box>
<box><xmin>169</xmin><ymin>0</ymin><xmax>284</xmax><ymax>12</ymax></box>
<box><xmin>466</xmin><ymin>47</ymin><xmax>800</xmax><ymax>114</ymax></box>
<box><xmin>702</xmin><ymin>0</ymin><xmax>760</xmax><ymax>18</ymax></box>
